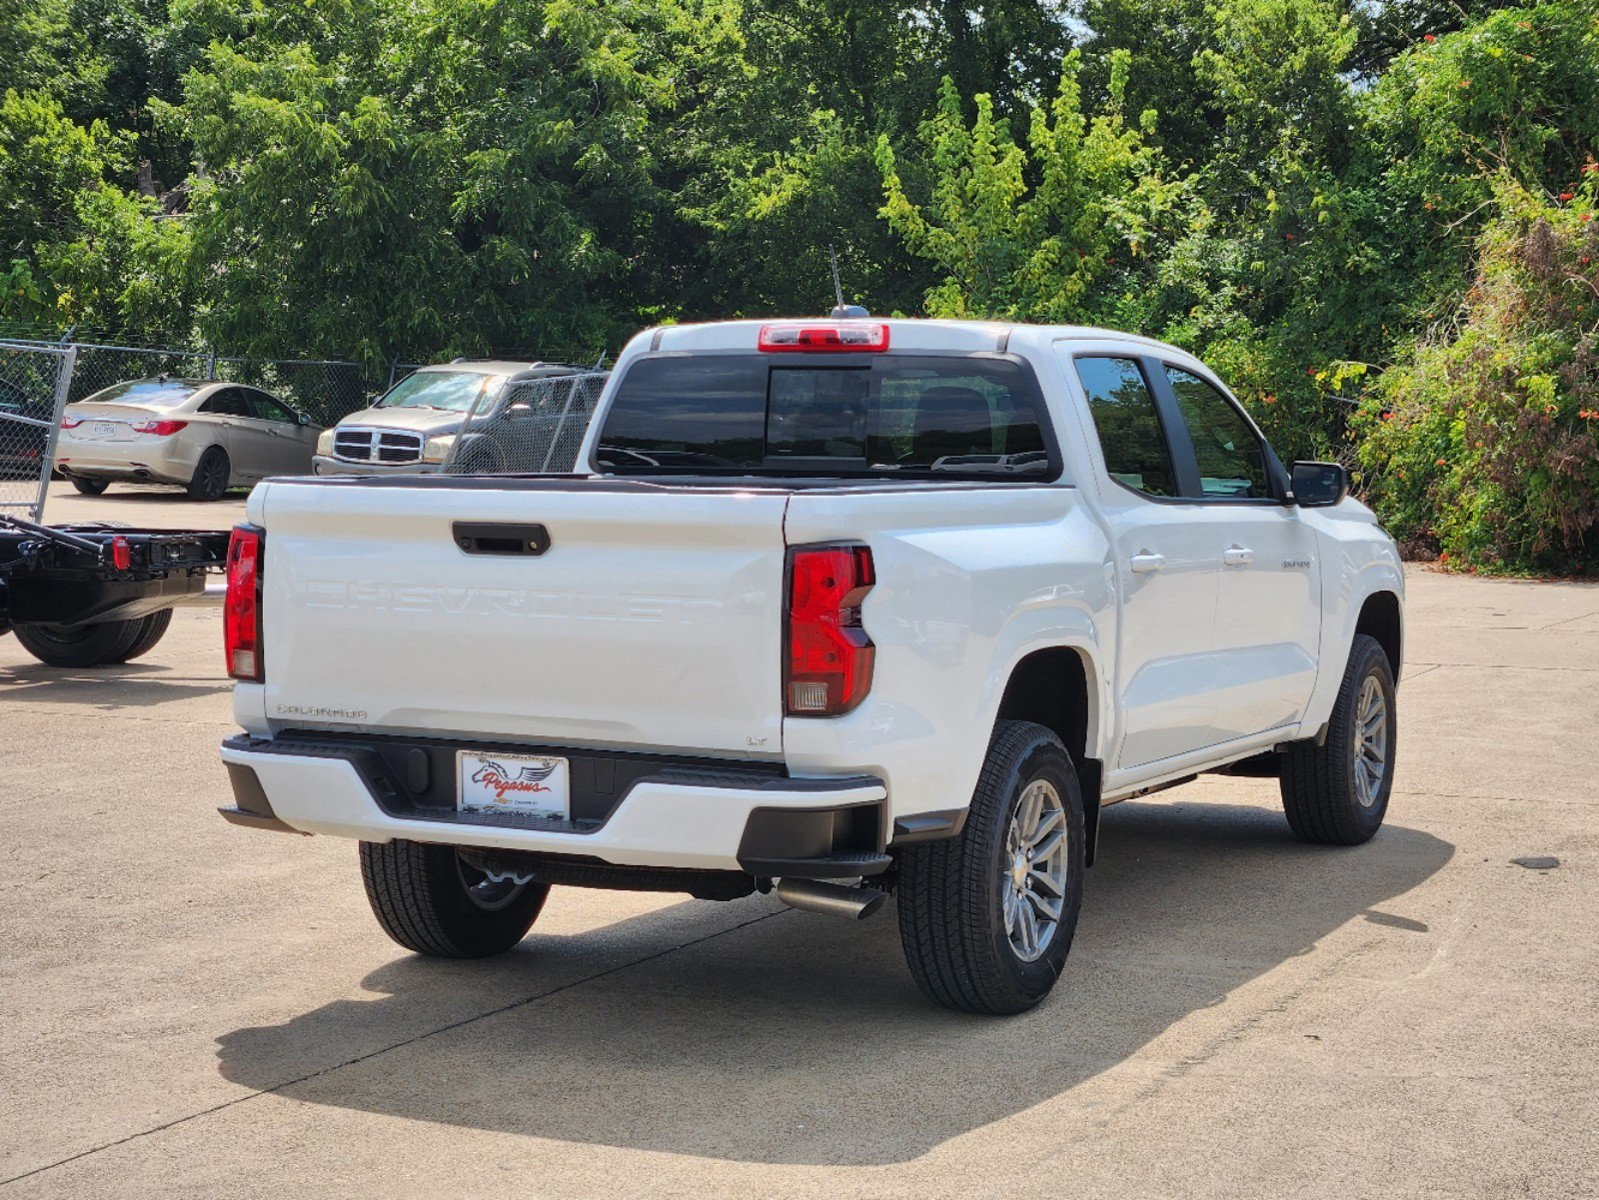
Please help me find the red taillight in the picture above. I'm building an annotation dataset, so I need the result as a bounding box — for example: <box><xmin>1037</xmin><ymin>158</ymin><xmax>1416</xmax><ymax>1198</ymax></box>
<box><xmin>110</xmin><ymin>536</ymin><xmax>131</xmax><ymax>571</ymax></box>
<box><xmin>785</xmin><ymin>545</ymin><xmax>875</xmax><ymax>716</ymax></box>
<box><xmin>224</xmin><ymin>525</ymin><xmax>263</xmax><ymax>681</ymax></box>
<box><xmin>759</xmin><ymin>322</ymin><xmax>890</xmax><ymax>353</ymax></box>
<box><xmin>132</xmin><ymin>419</ymin><xmax>188</xmax><ymax>436</ymax></box>
<box><xmin>60</xmin><ymin>415</ymin><xmax>82</xmax><ymax>429</ymax></box>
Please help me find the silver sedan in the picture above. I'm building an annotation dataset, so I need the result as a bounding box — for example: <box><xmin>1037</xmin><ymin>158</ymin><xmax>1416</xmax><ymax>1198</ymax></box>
<box><xmin>55</xmin><ymin>377</ymin><xmax>323</xmax><ymax>501</ymax></box>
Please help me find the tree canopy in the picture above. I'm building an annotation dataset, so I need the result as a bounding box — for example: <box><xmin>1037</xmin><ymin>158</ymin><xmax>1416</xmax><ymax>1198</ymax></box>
<box><xmin>3</xmin><ymin>0</ymin><xmax>1599</xmax><ymax>571</ymax></box>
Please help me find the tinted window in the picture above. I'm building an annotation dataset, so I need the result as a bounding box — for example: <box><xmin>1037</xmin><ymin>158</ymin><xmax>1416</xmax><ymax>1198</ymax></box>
<box><xmin>597</xmin><ymin>355</ymin><xmax>1055</xmax><ymax>480</ymax></box>
<box><xmin>1165</xmin><ymin>367</ymin><xmax>1269</xmax><ymax>498</ymax></box>
<box><xmin>247</xmin><ymin>391</ymin><xmax>296</xmax><ymax>423</ymax></box>
<box><xmin>598</xmin><ymin>357</ymin><xmax>768</xmax><ymax>470</ymax></box>
<box><xmin>768</xmin><ymin>367</ymin><xmax>869</xmax><ymax>459</ymax></box>
<box><xmin>1075</xmin><ymin>357</ymin><xmax>1176</xmax><ymax>497</ymax></box>
<box><xmin>200</xmin><ymin>388</ymin><xmax>251</xmax><ymax>417</ymax></box>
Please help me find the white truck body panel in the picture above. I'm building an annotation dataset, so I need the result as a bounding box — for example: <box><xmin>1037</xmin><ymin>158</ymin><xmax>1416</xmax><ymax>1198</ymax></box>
<box><xmin>250</xmin><ymin>481</ymin><xmax>790</xmax><ymax>757</ymax></box>
<box><xmin>225</xmin><ymin>317</ymin><xmax>1403</xmax><ymax>866</ymax></box>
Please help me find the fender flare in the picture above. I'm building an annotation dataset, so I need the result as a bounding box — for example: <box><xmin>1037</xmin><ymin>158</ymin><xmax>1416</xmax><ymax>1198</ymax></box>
<box><xmin>1299</xmin><ymin>561</ymin><xmax>1405</xmax><ymax>740</ymax></box>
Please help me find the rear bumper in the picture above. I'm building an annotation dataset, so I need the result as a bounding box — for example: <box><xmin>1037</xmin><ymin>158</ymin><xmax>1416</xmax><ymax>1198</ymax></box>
<box><xmin>219</xmin><ymin>733</ymin><xmax>888</xmax><ymax>875</ymax></box>
<box><xmin>55</xmin><ymin>438</ymin><xmax>197</xmax><ymax>485</ymax></box>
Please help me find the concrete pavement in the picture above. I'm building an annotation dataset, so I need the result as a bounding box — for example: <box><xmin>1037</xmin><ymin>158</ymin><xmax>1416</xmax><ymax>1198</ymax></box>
<box><xmin>1</xmin><ymin>485</ymin><xmax>1594</xmax><ymax>1197</ymax></box>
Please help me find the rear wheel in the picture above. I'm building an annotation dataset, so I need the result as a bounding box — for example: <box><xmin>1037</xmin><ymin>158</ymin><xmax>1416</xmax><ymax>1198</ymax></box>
<box><xmin>187</xmin><ymin>446</ymin><xmax>230</xmax><ymax>501</ymax></box>
<box><xmin>112</xmin><ymin>608</ymin><xmax>174</xmax><ymax>662</ymax></box>
<box><xmin>896</xmin><ymin>720</ymin><xmax>1085</xmax><ymax>1014</ymax></box>
<box><xmin>1280</xmin><ymin>633</ymin><xmax>1397</xmax><ymax>845</ymax></box>
<box><xmin>71</xmin><ymin>477</ymin><xmax>109</xmax><ymax>496</ymax></box>
<box><xmin>12</xmin><ymin>618</ymin><xmax>144</xmax><ymax>667</ymax></box>
<box><xmin>359</xmin><ymin>839</ymin><xmax>550</xmax><ymax>957</ymax></box>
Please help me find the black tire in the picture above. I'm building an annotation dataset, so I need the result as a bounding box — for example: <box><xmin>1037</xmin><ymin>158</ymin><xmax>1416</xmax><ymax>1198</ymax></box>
<box><xmin>359</xmin><ymin>839</ymin><xmax>549</xmax><ymax>958</ymax></box>
<box><xmin>449</xmin><ymin>433</ymin><xmax>508</xmax><ymax>475</ymax></box>
<box><xmin>111</xmin><ymin>608</ymin><xmax>174</xmax><ymax>662</ymax></box>
<box><xmin>187</xmin><ymin>446</ymin><xmax>231</xmax><ymax>501</ymax></box>
<box><xmin>71</xmin><ymin>477</ymin><xmax>110</xmax><ymax>495</ymax></box>
<box><xmin>12</xmin><ymin>618</ymin><xmax>145</xmax><ymax>668</ymax></box>
<box><xmin>1280</xmin><ymin>633</ymin><xmax>1397</xmax><ymax>845</ymax></box>
<box><xmin>896</xmin><ymin>720</ymin><xmax>1086</xmax><ymax>1015</ymax></box>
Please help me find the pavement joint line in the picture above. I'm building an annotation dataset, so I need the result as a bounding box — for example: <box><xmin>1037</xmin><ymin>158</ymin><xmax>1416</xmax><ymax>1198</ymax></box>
<box><xmin>1391</xmin><ymin>786</ymin><xmax>1594</xmax><ymax>807</ymax></box>
<box><xmin>1088</xmin><ymin>937</ymin><xmax>1383</xmax><ymax>1128</ymax></box>
<box><xmin>1537</xmin><ymin>609</ymin><xmax>1599</xmax><ymax>631</ymax></box>
<box><xmin>0</xmin><ymin>906</ymin><xmax>791</xmax><ymax>1190</ymax></box>
<box><xmin>1400</xmin><ymin>664</ymin><xmax>1442</xmax><ymax>681</ymax></box>
<box><xmin>1401</xmin><ymin>661</ymin><xmax>1599</xmax><ymax>674</ymax></box>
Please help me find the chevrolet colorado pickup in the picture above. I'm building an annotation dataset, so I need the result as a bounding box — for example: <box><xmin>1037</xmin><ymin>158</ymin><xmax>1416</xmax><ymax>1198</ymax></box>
<box><xmin>218</xmin><ymin>318</ymin><xmax>1403</xmax><ymax>1015</ymax></box>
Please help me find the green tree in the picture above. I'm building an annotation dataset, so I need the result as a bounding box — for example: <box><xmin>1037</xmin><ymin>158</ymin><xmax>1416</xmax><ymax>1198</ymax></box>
<box><xmin>168</xmin><ymin>0</ymin><xmax>669</xmax><ymax>362</ymax></box>
<box><xmin>876</xmin><ymin>50</ymin><xmax>1172</xmax><ymax>323</ymax></box>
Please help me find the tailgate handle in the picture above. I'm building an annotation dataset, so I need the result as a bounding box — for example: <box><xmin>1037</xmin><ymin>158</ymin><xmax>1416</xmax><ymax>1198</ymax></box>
<box><xmin>453</xmin><ymin>522</ymin><xmax>551</xmax><ymax>556</ymax></box>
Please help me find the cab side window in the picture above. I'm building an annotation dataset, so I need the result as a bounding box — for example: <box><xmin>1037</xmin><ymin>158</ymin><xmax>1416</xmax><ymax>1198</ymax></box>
<box><xmin>1164</xmin><ymin>367</ymin><xmax>1269</xmax><ymax>499</ymax></box>
<box><xmin>1074</xmin><ymin>356</ymin><xmax>1177</xmax><ymax>498</ymax></box>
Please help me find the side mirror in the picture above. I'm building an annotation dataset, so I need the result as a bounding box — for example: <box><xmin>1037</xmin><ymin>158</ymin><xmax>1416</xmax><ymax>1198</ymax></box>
<box><xmin>1289</xmin><ymin>461</ymin><xmax>1348</xmax><ymax>507</ymax></box>
<box><xmin>297</xmin><ymin>412</ymin><xmax>311</xmax><ymax>426</ymax></box>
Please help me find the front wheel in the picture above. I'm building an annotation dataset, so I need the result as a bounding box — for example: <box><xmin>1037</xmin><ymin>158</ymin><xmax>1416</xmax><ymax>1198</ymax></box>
<box><xmin>359</xmin><ymin>840</ymin><xmax>550</xmax><ymax>957</ymax></box>
<box><xmin>1280</xmin><ymin>633</ymin><xmax>1397</xmax><ymax>845</ymax></box>
<box><xmin>12</xmin><ymin>618</ymin><xmax>143</xmax><ymax>667</ymax></box>
<box><xmin>896</xmin><ymin>720</ymin><xmax>1085</xmax><ymax>1015</ymax></box>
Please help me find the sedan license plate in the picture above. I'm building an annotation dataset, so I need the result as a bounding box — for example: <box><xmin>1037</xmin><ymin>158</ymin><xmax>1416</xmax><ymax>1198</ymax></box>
<box><xmin>456</xmin><ymin>750</ymin><xmax>570</xmax><ymax>820</ymax></box>
<box><xmin>93</xmin><ymin>422</ymin><xmax>117</xmax><ymax>438</ymax></box>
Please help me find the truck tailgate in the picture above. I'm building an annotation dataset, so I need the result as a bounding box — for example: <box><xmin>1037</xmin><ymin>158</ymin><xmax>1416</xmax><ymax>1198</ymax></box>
<box><xmin>256</xmin><ymin>480</ymin><xmax>790</xmax><ymax>757</ymax></box>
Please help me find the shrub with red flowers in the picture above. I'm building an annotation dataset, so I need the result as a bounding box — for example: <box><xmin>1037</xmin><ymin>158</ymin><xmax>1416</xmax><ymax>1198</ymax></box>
<box><xmin>1355</xmin><ymin>181</ymin><xmax>1599</xmax><ymax>573</ymax></box>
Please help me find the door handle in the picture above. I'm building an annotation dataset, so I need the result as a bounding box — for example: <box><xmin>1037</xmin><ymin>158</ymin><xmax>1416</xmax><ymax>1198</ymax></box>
<box><xmin>1222</xmin><ymin>545</ymin><xmax>1254</xmax><ymax>566</ymax></box>
<box><xmin>1129</xmin><ymin>552</ymin><xmax>1166</xmax><ymax>574</ymax></box>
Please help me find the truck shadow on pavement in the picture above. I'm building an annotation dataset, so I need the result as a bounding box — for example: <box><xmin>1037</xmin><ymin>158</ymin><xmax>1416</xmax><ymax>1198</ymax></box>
<box><xmin>0</xmin><ymin>661</ymin><xmax>229</xmax><ymax>707</ymax></box>
<box><xmin>217</xmin><ymin>798</ymin><xmax>1452</xmax><ymax>1166</ymax></box>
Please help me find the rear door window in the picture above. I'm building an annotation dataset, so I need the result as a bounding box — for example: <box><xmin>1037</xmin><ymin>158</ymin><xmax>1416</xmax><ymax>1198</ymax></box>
<box><xmin>199</xmin><ymin>388</ymin><xmax>252</xmax><ymax>417</ymax></box>
<box><xmin>596</xmin><ymin>355</ymin><xmax>1055</xmax><ymax>480</ymax></box>
<box><xmin>1073</xmin><ymin>357</ymin><xmax>1177</xmax><ymax>497</ymax></box>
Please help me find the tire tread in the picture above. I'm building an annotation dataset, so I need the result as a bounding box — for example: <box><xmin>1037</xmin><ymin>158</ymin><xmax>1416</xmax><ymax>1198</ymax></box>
<box><xmin>1280</xmin><ymin>634</ymin><xmax>1395</xmax><ymax>845</ymax></box>
<box><xmin>897</xmin><ymin>720</ymin><xmax>1084</xmax><ymax>1015</ymax></box>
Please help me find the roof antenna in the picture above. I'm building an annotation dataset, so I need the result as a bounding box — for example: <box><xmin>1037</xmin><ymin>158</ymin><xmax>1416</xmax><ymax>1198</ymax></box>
<box><xmin>827</xmin><ymin>244</ymin><xmax>869</xmax><ymax>319</ymax></box>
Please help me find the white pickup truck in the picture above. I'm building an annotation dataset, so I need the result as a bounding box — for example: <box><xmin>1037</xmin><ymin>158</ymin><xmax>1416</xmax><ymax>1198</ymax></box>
<box><xmin>219</xmin><ymin>319</ymin><xmax>1403</xmax><ymax>1014</ymax></box>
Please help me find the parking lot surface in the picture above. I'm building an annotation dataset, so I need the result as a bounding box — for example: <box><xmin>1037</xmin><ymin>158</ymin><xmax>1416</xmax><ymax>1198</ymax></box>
<box><xmin>2</xmin><ymin>484</ymin><xmax>1595</xmax><ymax>1197</ymax></box>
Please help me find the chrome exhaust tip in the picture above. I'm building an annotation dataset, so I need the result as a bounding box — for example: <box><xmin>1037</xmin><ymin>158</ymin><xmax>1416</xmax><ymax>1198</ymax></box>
<box><xmin>776</xmin><ymin>878</ymin><xmax>888</xmax><ymax>921</ymax></box>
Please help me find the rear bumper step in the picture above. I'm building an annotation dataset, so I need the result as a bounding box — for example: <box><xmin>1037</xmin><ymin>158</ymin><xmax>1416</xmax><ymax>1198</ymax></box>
<box><xmin>220</xmin><ymin>733</ymin><xmax>888</xmax><ymax>875</ymax></box>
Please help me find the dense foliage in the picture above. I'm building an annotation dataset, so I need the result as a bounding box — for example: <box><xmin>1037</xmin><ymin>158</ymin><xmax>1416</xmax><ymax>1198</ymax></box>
<box><xmin>3</xmin><ymin>0</ymin><xmax>1598</xmax><ymax>570</ymax></box>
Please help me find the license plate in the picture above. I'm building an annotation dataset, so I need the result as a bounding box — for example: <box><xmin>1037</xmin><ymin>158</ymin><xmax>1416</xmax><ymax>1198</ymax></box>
<box><xmin>93</xmin><ymin>422</ymin><xmax>117</xmax><ymax>437</ymax></box>
<box><xmin>456</xmin><ymin>750</ymin><xmax>570</xmax><ymax>820</ymax></box>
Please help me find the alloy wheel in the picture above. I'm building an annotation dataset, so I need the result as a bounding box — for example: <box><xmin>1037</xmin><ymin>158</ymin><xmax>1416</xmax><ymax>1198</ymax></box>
<box><xmin>1001</xmin><ymin>778</ymin><xmax>1069</xmax><ymax>962</ymax></box>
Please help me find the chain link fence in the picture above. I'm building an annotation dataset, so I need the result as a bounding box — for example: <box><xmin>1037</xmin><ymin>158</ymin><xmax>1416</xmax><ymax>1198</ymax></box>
<box><xmin>0</xmin><ymin>331</ymin><xmax>612</xmax><ymax>517</ymax></box>
<box><xmin>60</xmin><ymin>344</ymin><xmax>385</xmax><ymax>429</ymax></box>
<box><xmin>0</xmin><ymin>342</ymin><xmax>75</xmax><ymax>521</ymax></box>
<box><xmin>441</xmin><ymin>372</ymin><xmax>610</xmax><ymax>475</ymax></box>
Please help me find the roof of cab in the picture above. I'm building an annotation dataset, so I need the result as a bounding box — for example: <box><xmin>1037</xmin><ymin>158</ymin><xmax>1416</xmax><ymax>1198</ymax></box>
<box><xmin>634</xmin><ymin>318</ymin><xmax>1195</xmax><ymax>363</ymax></box>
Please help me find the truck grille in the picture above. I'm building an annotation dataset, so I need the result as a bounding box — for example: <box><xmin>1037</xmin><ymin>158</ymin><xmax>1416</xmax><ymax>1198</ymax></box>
<box><xmin>333</xmin><ymin>428</ymin><xmax>425</xmax><ymax>464</ymax></box>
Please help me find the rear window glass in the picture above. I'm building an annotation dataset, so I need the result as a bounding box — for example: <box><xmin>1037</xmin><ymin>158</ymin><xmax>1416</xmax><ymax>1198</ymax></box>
<box><xmin>83</xmin><ymin>379</ymin><xmax>203</xmax><ymax>410</ymax></box>
<box><xmin>596</xmin><ymin>355</ymin><xmax>1056</xmax><ymax>480</ymax></box>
